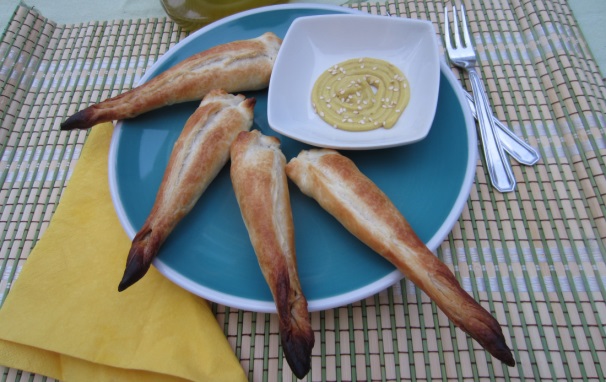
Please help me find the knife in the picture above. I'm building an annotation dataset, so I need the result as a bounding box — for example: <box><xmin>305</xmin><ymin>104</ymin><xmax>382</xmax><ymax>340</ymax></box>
<box><xmin>464</xmin><ymin>91</ymin><xmax>540</xmax><ymax>166</ymax></box>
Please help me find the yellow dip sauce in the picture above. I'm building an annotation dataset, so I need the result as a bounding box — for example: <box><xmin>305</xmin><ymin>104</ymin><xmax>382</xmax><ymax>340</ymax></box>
<box><xmin>311</xmin><ymin>57</ymin><xmax>410</xmax><ymax>131</ymax></box>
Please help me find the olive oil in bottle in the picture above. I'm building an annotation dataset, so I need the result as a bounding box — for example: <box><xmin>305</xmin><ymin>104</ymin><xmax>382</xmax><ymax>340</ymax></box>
<box><xmin>160</xmin><ymin>0</ymin><xmax>286</xmax><ymax>31</ymax></box>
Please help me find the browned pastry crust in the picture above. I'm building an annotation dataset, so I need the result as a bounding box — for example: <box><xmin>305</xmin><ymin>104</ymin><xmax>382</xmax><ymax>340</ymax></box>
<box><xmin>285</xmin><ymin>148</ymin><xmax>515</xmax><ymax>367</ymax></box>
<box><xmin>61</xmin><ymin>32</ymin><xmax>280</xmax><ymax>130</ymax></box>
<box><xmin>230</xmin><ymin>131</ymin><xmax>314</xmax><ymax>378</ymax></box>
<box><xmin>119</xmin><ymin>89</ymin><xmax>255</xmax><ymax>291</ymax></box>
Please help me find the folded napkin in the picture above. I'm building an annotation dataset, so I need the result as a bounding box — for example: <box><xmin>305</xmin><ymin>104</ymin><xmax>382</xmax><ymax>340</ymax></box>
<box><xmin>0</xmin><ymin>123</ymin><xmax>247</xmax><ymax>382</ymax></box>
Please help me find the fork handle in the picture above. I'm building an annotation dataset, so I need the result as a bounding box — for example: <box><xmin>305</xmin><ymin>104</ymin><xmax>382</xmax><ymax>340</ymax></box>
<box><xmin>467</xmin><ymin>68</ymin><xmax>517</xmax><ymax>192</ymax></box>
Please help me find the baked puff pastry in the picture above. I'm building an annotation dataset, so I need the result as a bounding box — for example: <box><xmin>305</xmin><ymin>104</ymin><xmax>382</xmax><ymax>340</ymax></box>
<box><xmin>230</xmin><ymin>130</ymin><xmax>314</xmax><ymax>379</ymax></box>
<box><xmin>119</xmin><ymin>89</ymin><xmax>255</xmax><ymax>291</ymax></box>
<box><xmin>61</xmin><ymin>32</ymin><xmax>280</xmax><ymax>131</ymax></box>
<box><xmin>285</xmin><ymin>148</ymin><xmax>515</xmax><ymax>367</ymax></box>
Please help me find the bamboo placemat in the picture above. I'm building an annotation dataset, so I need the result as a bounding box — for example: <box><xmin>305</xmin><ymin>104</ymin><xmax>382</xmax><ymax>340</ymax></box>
<box><xmin>1</xmin><ymin>1</ymin><xmax>605</xmax><ymax>381</ymax></box>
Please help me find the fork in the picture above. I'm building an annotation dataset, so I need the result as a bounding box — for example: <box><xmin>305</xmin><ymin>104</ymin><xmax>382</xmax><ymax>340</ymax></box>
<box><xmin>384</xmin><ymin>9</ymin><xmax>540</xmax><ymax>167</ymax></box>
<box><xmin>444</xmin><ymin>5</ymin><xmax>516</xmax><ymax>192</ymax></box>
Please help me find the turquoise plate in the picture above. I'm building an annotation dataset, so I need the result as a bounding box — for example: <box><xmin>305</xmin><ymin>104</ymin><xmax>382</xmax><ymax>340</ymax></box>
<box><xmin>108</xmin><ymin>4</ymin><xmax>477</xmax><ymax>313</ymax></box>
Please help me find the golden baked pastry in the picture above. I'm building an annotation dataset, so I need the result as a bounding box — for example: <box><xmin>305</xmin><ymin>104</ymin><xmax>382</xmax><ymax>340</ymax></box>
<box><xmin>285</xmin><ymin>148</ymin><xmax>515</xmax><ymax>367</ymax></box>
<box><xmin>119</xmin><ymin>89</ymin><xmax>255</xmax><ymax>291</ymax></box>
<box><xmin>230</xmin><ymin>130</ymin><xmax>314</xmax><ymax>378</ymax></box>
<box><xmin>61</xmin><ymin>32</ymin><xmax>280</xmax><ymax>130</ymax></box>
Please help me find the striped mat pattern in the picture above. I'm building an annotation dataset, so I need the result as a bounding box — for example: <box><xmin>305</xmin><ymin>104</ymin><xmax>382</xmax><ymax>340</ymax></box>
<box><xmin>1</xmin><ymin>1</ymin><xmax>605</xmax><ymax>380</ymax></box>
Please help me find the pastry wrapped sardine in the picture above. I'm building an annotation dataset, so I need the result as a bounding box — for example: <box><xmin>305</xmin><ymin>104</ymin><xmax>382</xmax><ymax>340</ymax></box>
<box><xmin>61</xmin><ymin>32</ymin><xmax>279</xmax><ymax>130</ymax></box>
<box><xmin>285</xmin><ymin>148</ymin><xmax>515</xmax><ymax>367</ymax></box>
<box><xmin>119</xmin><ymin>89</ymin><xmax>255</xmax><ymax>291</ymax></box>
<box><xmin>230</xmin><ymin>131</ymin><xmax>314</xmax><ymax>379</ymax></box>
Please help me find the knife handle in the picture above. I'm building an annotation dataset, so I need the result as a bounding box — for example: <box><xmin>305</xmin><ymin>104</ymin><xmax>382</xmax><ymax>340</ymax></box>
<box><xmin>464</xmin><ymin>91</ymin><xmax>540</xmax><ymax>166</ymax></box>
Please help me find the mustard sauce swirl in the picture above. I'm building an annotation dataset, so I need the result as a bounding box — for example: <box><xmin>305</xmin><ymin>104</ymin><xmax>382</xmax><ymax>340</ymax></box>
<box><xmin>311</xmin><ymin>57</ymin><xmax>410</xmax><ymax>132</ymax></box>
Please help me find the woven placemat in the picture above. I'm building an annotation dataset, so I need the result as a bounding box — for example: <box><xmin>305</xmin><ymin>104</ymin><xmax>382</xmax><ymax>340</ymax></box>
<box><xmin>1</xmin><ymin>1</ymin><xmax>605</xmax><ymax>381</ymax></box>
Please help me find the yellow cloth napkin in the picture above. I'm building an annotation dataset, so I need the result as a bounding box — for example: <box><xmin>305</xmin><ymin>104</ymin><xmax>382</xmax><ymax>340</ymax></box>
<box><xmin>0</xmin><ymin>123</ymin><xmax>247</xmax><ymax>382</ymax></box>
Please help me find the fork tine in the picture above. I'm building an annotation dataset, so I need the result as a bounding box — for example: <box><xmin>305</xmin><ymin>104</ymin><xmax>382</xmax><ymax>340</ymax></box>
<box><xmin>443</xmin><ymin>6</ymin><xmax>453</xmax><ymax>51</ymax></box>
<box><xmin>460</xmin><ymin>4</ymin><xmax>473</xmax><ymax>48</ymax></box>
<box><xmin>452</xmin><ymin>5</ymin><xmax>461</xmax><ymax>48</ymax></box>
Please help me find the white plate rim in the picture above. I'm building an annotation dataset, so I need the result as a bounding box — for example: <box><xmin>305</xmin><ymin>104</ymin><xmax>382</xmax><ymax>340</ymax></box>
<box><xmin>108</xmin><ymin>4</ymin><xmax>477</xmax><ymax>313</ymax></box>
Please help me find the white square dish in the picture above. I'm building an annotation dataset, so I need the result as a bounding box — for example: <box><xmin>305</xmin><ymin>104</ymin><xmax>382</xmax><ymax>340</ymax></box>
<box><xmin>267</xmin><ymin>14</ymin><xmax>441</xmax><ymax>150</ymax></box>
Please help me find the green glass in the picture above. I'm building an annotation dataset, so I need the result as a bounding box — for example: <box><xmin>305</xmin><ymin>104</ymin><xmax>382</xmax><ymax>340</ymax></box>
<box><xmin>161</xmin><ymin>0</ymin><xmax>286</xmax><ymax>31</ymax></box>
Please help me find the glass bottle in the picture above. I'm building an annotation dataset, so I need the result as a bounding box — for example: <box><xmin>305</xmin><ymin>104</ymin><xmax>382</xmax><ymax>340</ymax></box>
<box><xmin>160</xmin><ymin>0</ymin><xmax>287</xmax><ymax>31</ymax></box>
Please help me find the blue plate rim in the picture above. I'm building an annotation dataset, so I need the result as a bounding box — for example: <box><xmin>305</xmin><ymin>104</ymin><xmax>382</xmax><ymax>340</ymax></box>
<box><xmin>108</xmin><ymin>4</ymin><xmax>477</xmax><ymax>313</ymax></box>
